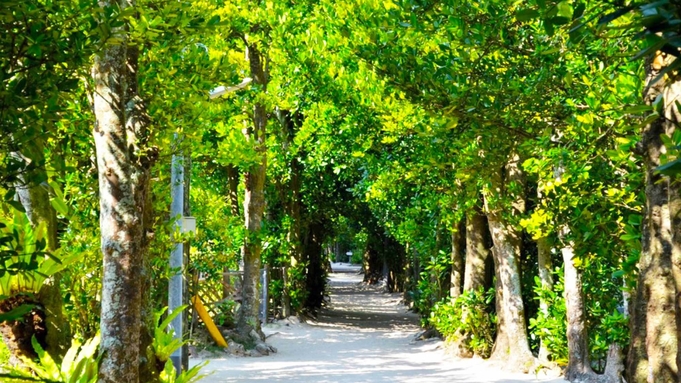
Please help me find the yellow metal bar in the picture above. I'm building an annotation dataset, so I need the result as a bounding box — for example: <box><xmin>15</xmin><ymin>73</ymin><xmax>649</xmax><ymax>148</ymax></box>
<box><xmin>191</xmin><ymin>295</ymin><xmax>228</xmax><ymax>348</ymax></box>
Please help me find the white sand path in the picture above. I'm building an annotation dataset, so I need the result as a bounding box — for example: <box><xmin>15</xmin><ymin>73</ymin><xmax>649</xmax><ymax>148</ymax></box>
<box><xmin>194</xmin><ymin>263</ymin><xmax>565</xmax><ymax>383</ymax></box>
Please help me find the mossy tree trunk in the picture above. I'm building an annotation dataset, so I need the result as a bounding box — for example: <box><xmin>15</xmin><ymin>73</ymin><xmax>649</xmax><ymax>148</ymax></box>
<box><xmin>484</xmin><ymin>154</ymin><xmax>535</xmax><ymax>369</ymax></box>
<box><xmin>222</xmin><ymin>164</ymin><xmax>240</xmax><ymax>300</ymax></box>
<box><xmin>450</xmin><ymin>219</ymin><xmax>465</xmax><ymax>299</ymax></box>
<box><xmin>463</xmin><ymin>202</ymin><xmax>490</xmax><ymax>292</ymax></box>
<box><xmin>92</xmin><ymin>1</ymin><xmax>154</xmax><ymax>380</ymax></box>
<box><xmin>237</xmin><ymin>39</ymin><xmax>269</xmax><ymax>340</ymax></box>
<box><xmin>561</xmin><ymin>232</ymin><xmax>594</xmax><ymax>380</ymax></box>
<box><xmin>7</xmin><ymin>137</ymin><xmax>70</xmax><ymax>362</ymax></box>
<box><xmin>627</xmin><ymin>52</ymin><xmax>681</xmax><ymax>383</ymax></box>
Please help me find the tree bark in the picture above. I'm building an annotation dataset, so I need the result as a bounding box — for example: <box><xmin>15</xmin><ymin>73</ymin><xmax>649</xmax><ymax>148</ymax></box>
<box><xmin>92</xmin><ymin>2</ymin><xmax>152</xmax><ymax>380</ymax></box>
<box><xmin>562</xmin><ymin>231</ymin><xmax>595</xmax><ymax>380</ymax></box>
<box><xmin>9</xmin><ymin>137</ymin><xmax>71</xmax><ymax>361</ymax></box>
<box><xmin>237</xmin><ymin>40</ymin><xmax>268</xmax><ymax>340</ymax></box>
<box><xmin>484</xmin><ymin>155</ymin><xmax>535</xmax><ymax>369</ymax></box>
<box><xmin>627</xmin><ymin>52</ymin><xmax>680</xmax><ymax>383</ymax></box>
<box><xmin>226</xmin><ymin>164</ymin><xmax>240</xmax><ymax>217</ymax></box>
<box><xmin>223</xmin><ymin>164</ymin><xmax>240</xmax><ymax>299</ymax></box>
<box><xmin>450</xmin><ymin>218</ymin><xmax>465</xmax><ymax>299</ymax></box>
<box><xmin>464</xmin><ymin>203</ymin><xmax>489</xmax><ymax>292</ymax></box>
<box><xmin>138</xmin><ymin>168</ymin><xmax>159</xmax><ymax>383</ymax></box>
<box><xmin>275</xmin><ymin>109</ymin><xmax>303</xmax><ymax>317</ymax></box>
<box><xmin>283</xmin><ymin>154</ymin><xmax>301</xmax><ymax>315</ymax></box>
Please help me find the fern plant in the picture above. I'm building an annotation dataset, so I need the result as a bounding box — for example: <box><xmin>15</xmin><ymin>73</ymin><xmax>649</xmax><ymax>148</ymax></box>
<box><xmin>159</xmin><ymin>360</ymin><xmax>208</xmax><ymax>383</ymax></box>
<box><xmin>153</xmin><ymin>305</ymin><xmax>210</xmax><ymax>383</ymax></box>
<box><xmin>153</xmin><ymin>305</ymin><xmax>189</xmax><ymax>362</ymax></box>
<box><xmin>0</xmin><ymin>334</ymin><xmax>100</xmax><ymax>383</ymax></box>
<box><xmin>0</xmin><ymin>213</ymin><xmax>78</xmax><ymax>297</ymax></box>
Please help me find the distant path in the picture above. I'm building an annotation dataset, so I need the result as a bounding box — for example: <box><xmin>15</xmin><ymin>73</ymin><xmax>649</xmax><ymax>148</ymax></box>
<box><xmin>195</xmin><ymin>263</ymin><xmax>563</xmax><ymax>383</ymax></box>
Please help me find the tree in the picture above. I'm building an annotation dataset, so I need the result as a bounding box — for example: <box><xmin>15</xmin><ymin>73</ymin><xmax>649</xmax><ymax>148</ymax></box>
<box><xmin>91</xmin><ymin>1</ymin><xmax>154</xmax><ymax>380</ymax></box>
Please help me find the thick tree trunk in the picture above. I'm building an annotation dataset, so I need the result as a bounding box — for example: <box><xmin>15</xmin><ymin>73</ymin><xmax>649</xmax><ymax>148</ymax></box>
<box><xmin>464</xmin><ymin>203</ymin><xmax>490</xmax><ymax>292</ymax></box>
<box><xmin>450</xmin><ymin>219</ymin><xmax>465</xmax><ymax>299</ymax></box>
<box><xmin>562</xmin><ymin>234</ymin><xmax>595</xmax><ymax>380</ymax></box>
<box><xmin>627</xmin><ymin>53</ymin><xmax>680</xmax><ymax>383</ymax></box>
<box><xmin>237</xmin><ymin>41</ymin><xmax>268</xmax><ymax>340</ymax></box>
<box><xmin>536</xmin><ymin>235</ymin><xmax>553</xmax><ymax>362</ymax></box>
<box><xmin>484</xmin><ymin>155</ymin><xmax>535</xmax><ymax>370</ymax></box>
<box><xmin>92</xmin><ymin>3</ymin><xmax>151</xmax><ymax>380</ymax></box>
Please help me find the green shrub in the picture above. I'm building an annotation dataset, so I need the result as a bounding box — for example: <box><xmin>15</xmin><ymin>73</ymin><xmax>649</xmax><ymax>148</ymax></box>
<box><xmin>529</xmin><ymin>272</ymin><xmax>568</xmax><ymax>364</ymax></box>
<box><xmin>1</xmin><ymin>334</ymin><xmax>100</xmax><ymax>383</ymax></box>
<box><xmin>153</xmin><ymin>306</ymin><xmax>210</xmax><ymax>383</ymax></box>
<box><xmin>214</xmin><ymin>300</ymin><xmax>237</xmax><ymax>328</ymax></box>
<box><xmin>430</xmin><ymin>288</ymin><xmax>496</xmax><ymax>357</ymax></box>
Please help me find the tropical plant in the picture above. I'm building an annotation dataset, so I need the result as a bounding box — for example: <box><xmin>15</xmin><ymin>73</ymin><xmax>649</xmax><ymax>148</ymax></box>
<box><xmin>159</xmin><ymin>360</ymin><xmax>208</xmax><ymax>383</ymax></box>
<box><xmin>153</xmin><ymin>305</ymin><xmax>189</xmax><ymax>363</ymax></box>
<box><xmin>0</xmin><ymin>214</ymin><xmax>75</xmax><ymax>296</ymax></box>
<box><xmin>152</xmin><ymin>306</ymin><xmax>209</xmax><ymax>383</ymax></box>
<box><xmin>0</xmin><ymin>334</ymin><xmax>100</xmax><ymax>383</ymax></box>
<box><xmin>430</xmin><ymin>288</ymin><xmax>497</xmax><ymax>358</ymax></box>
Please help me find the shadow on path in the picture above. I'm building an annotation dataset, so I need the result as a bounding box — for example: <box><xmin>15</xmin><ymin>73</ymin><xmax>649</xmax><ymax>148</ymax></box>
<box><xmin>194</xmin><ymin>263</ymin><xmax>563</xmax><ymax>383</ymax></box>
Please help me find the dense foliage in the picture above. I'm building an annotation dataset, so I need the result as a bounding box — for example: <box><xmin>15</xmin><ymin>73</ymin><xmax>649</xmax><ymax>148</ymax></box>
<box><xmin>4</xmin><ymin>0</ymin><xmax>681</xmax><ymax>382</ymax></box>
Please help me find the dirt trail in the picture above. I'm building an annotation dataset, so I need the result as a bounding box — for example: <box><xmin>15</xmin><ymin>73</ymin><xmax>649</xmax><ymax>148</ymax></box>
<box><xmin>194</xmin><ymin>263</ymin><xmax>564</xmax><ymax>383</ymax></box>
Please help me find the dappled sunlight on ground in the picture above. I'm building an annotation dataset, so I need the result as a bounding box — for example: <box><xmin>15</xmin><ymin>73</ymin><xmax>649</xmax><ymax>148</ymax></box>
<box><xmin>194</xmin><ymin>263</ymin><xmax>563</xmax><ymax>383</ymax></box>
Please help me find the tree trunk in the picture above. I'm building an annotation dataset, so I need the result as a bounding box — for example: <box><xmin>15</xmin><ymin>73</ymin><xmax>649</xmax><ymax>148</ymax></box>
<box><xmin>304</xmin><ymin>222</ymin><xmax>326</xmax><ymax>309</ymax></box>
<box><xmin>284</xmin><ymin>153</ymin><xmax>302</xmax><ymax>315</ymax></box>
<box><xmin>226</xmin><ymin>164</ymin><xmax>240</xmax><ymax>217</ymax></box>
<box><xmin>484</xmin><ymin>155</ymin><xmax>535</xmax><ymax>369</ymax></box>
<box><xmin>9</xmin><ymin>138</ymin><xmax>70</xmax><ymax>361</ymax></box>
<box><xmin>223</xmin><ymin>164</ymin><xmax>240</xmax><ymax>299</ymax></box>
<box><xmin>363</xmin><ymin>231</ymin><xmax>383</xmax><ymax>284</ymax></box>
<box><xmin>464</xmin><ymin>203</ymin><xmax>489</xmax><ymax>292</ymax></box>
<box><xmin>276</xmin><ymin>109</ymin><xmax>303</xmax><ymax>317</ymax></box>
<box><xmin>138</xmin><ymin>167</ymin><xmax>159</xmax><ymax>383</ymax></box>
<box><xmin>562</xmin><ymin>232</ymin><xmax>595</xmax><ymax>380</ymax></box>
<box><xmin>450</xmin><ymin>218</ymin><xmax>465</xmax><ymax>299</ymax></box>
<box><xmin>237</xmin><ymin>41</ymin><xmax>268</xmax><ymax>340</ymax></box>
<box><xmin>536</xmin><ymin>235</ymin><xmax>553</xmax><ymax>362</ymax></box>
<box><xmin>92</xmin><ymin>3</ymin><xmax>152</xmax><ymax>380</ymax></box>
<box><xmin>627</xmin><ymin>52</ymin><xmax>680</xmax><ymax>383</ymax></box>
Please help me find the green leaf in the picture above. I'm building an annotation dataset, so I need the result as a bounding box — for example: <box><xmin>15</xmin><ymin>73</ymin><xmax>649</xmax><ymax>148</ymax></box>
<box><xmin>598</xmin><ymin>7</ymin><xmax>633</xmax><ymax>25</ymax></box>
<box><xmin>632</xmin><ymin>37</ymin><xmax>666</xmax><ymax>61</ymax></box>
<box><xmin>623</xmin><ymin>105</ymin><xmax>653</xmax><ymax>114</ymax></box>
<box><xmin>7</xmin><ymin>200</ymin><xmax>26</xmax><ymax>213</ymax></box>
<box><xmin>0</xmin><ymin>304</ymin><xmax>34</xmax><ymax>322</ymax></box>
<box><xmin>515</xmin><ymin>9</ymin><xmax>539</xmax><ymax>22</ymax></box>
<box><xmin>656</xmin><ymin>158</ymin><xmax>681</xmax><ymax>176</ymax></box>
<box><xmin>50</xmin><ymin>197</ymin><xmax>69</xmax><ymax>216</ymax></box>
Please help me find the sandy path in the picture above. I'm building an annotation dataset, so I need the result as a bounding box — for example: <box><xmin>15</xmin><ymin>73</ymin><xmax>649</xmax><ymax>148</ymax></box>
<box><xmin>194</xmin><ymin>263</ymin><xmax>564</xmax><ymax>383</ymax></box>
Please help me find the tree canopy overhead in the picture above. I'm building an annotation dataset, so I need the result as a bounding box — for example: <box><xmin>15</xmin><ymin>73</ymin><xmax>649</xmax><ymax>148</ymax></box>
<box><xmin>4</xmin><ymin>0</ymin><xmax>681</xmax><ymax>382</ymax></box>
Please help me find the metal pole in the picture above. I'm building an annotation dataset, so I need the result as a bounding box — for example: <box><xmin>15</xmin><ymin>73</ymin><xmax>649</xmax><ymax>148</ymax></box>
<box><xmin>169</xmin><ymin>143</ymin><xmax>184</xmax><ymax>375</ymax></box>
<box><xmin>260</xmin><ymin>265</ymin><xmax>268</xmax><ymax>324</ymax></box>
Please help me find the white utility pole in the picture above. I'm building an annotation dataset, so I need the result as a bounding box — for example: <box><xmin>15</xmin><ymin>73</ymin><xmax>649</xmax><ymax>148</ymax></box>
<box><xmin>169</xmin><ymin>136</ymin><xmax>185</xmax><ymax>374</ymax></box>
<box><xmin>168</xmin><ymin>78</ymin><xmax>252</xmax><ymax>376</ymax></box>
